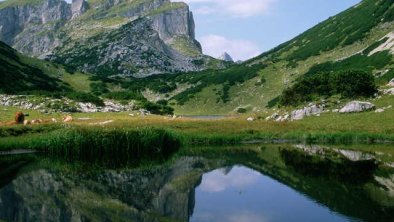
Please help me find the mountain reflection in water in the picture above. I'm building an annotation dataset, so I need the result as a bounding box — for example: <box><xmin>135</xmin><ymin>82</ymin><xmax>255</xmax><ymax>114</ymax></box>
<box><xmin>0</xmin><ymin>144</ymin><xmax>393</xmax><ymax>222</ymax></box>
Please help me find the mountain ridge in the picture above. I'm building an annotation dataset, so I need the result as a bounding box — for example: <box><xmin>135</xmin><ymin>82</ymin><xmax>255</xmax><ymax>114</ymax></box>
<box><xmin>0</xmin><ymin>0</ymin><xmax>219</xmax><ymax>76</ymax></box>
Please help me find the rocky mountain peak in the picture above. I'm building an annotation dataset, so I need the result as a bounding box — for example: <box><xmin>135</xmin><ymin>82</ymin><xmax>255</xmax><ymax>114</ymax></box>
<box><xmin>0</xmin><ymin>0</ymin><xmax>216</xmax><ymax>76</ymax></box>
<box><xmin>218</xmin><ymin>52</ymin><xmax>234</xmax><ymax>62</ymax></box>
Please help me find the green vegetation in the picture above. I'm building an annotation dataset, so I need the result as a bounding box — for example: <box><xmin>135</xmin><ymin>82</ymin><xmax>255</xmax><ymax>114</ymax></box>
<box><xmin>280</xmin><ymin>148</ymin><xmax>377</xmax><ymax>184</ymax></box>
<box><xmin>0</xmin><ymin>127</ymin><xmax>180</xmax><ymax>167</ymax></box>
<box><xmin>0</xmin><ymin>41</ymin><xmax>70</xmax><ymax>94</ymax></box>
<box><xmin>65</xmin><ymin>92</ymin><xmax>105</xmax><ymax>106</ymax></box>
<box><xmin>171</xmin><ymin>64</ymin><xmax>266</xmax><ymax>105</ymax></box>
<box><xmin>148</xmin><ymin>2</ymin><xmax>187</xmax><ymax>16</ymax></box>
<box><xmin>305</xmin><ymin>51</ymin><xmax>393</xmax><ymax>75</ymax></box>
<box><xmin>280</xmin><ymin>70</ymin><xmax>377</xmax><ymax>106</ymax></box>
<box><xmin>0</xmin><ymin>0</ymin><xmax>44</xmax><ymax>9</ymax></box>
<box><xmin>283</xmin><ymin>0</ymin><xmax>394</xmax><ymax>61</ymax></box>
<box><xmin>1</xmin><ymin>95</ymin><xmax>394</xmax><ymax>152</ymax></box>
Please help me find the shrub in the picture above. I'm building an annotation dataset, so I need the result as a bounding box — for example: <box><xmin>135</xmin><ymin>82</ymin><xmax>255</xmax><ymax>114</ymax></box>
<box><xmin>237</xmin><ymin>108</ymin><xmax>247</xmax><ymax>113</ymax></box>
<box><xmin>104</xmin><ymin>91</ymin><xmax>146</xmax><ymax>102</ymax></box>
<box><xmin>280</xmin><ymin>70</ymin><xmax>377</xmax><ymax>106</ymax></box>
<box><xmin>65</xmin><ymin>92</ymin><xmax>104</xmax><ymax>106</ymax></box>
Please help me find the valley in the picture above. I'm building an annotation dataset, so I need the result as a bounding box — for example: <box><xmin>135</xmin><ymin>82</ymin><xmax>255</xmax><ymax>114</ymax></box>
<box><xmin>0</xmin><ymin>0</ymin><xmax>394</xmax><ymax>221</ymax></box>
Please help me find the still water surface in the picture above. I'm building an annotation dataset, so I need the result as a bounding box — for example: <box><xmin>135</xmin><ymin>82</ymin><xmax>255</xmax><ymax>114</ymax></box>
<box><xmin>0</xmin><ymin>144</ymin><xmax>393</xmax><ymax>221</ymax></box>
<box><xmin>191</xmin><ymin>166</ymin><xmax>354</xmax><ymax>222</ymax></box>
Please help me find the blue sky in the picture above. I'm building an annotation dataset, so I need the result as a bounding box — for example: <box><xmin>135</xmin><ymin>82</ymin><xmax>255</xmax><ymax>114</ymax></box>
<box><xmin>177</xmin><ymin>0</ymin><xmax>361</xmax><ymax>60</ymax></box>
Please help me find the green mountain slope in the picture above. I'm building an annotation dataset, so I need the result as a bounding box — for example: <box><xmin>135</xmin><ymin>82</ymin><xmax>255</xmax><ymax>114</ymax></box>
<box><xmin>162</xmin><ymin>0</ymin><xmax>394</xmax><ymax>114</ymax></box>
<box><xmin>0</xmin><ymin>41</ymin><xmax>71</xmax><ymax>94</ymax></box>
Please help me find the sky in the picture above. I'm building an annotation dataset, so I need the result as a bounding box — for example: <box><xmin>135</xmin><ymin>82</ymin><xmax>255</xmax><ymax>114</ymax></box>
<box><xmin>175</xmin><ymin>0</ymin><xmax>361</xmax><ymax>61</ymax></box>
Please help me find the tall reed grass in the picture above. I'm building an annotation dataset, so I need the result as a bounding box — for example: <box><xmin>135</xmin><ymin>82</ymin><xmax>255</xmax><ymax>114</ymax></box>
<box><xmin>0</xmin><ymin>127</ymin><xmax>180</xmax><ymax>166</ymax></box>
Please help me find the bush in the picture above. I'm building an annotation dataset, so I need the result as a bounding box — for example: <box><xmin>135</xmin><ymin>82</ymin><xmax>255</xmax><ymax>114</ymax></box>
<box><xmin>280</xmin><ymin>70</ymin><xmax>377</xmax><ymax>106</ymax></box>
<box><xmin>65</xmin><ymin>92</ymin><xmax>104</xmax><ymax>106</ymax></box>
<box><xmin>138</xmin><ymin>101</ymin><xmax>174</xmax><ymax>115</ymax></box>
<box><xmin>104</xmin><ymin>91</ymin><xmax>146</xmax><ymax>102</ymax></box>
<box><xmin>237</xmin><ymin>108</ymin><xmax>247</xmax><ymax>113</ymax></box>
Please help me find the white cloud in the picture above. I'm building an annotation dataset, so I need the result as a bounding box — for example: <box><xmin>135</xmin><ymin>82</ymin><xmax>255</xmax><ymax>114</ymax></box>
<box><xmin>176</xmin><ymin>0</ymin><xmax>274</xmax><ymax>18</ymax></box>
<box><xmin>199</xmin><ymin>167</ymin><xmax>260</xmax><ymax>193</ymax></box>
<box><xmin>199</xmin><ymin>34</ymin><xmax>261</xmax><ymax>61</ymax></box>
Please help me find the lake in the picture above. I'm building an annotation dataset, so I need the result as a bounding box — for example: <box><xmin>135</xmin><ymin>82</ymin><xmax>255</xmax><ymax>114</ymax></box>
<box><xmin>0</xmin><ymin>143</ymin><xmax>393</xmax><ymax>221</ymax></box>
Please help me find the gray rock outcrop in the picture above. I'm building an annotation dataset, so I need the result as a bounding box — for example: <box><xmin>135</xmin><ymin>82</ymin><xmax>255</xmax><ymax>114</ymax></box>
<box><xmin>339</xmin><ymin>101</ymin><xmax>375</xmax><ymax>113</ymax></box>
<box><xmin>71</xmin><ymin>0</ymin><xmax>88</xmax><ymax>18</ymax></box>
<box><xmin>291</xmin><ymin>104</ymin><xmax>325</xmax><ymax>120</ymax></box>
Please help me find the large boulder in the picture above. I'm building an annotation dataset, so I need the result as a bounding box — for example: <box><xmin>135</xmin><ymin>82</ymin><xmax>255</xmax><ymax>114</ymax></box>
<box><xmin>339</xmin><ymin>101</ymin><xmax>375</xmax><ymax>113</ymax></box>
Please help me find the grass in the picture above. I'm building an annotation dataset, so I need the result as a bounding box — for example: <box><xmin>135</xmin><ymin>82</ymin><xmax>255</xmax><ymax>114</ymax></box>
<box><xmin>0</xmin><ymin>127</ymin><xmax>180</xmax><ymax>167</ymax></box>
<box><xmin>0</xmin><ymin>97</ymin><xmax>393</xmax><ymax>152</ymax></box>
<box><xmin>0</xmin><ymin>0</ymin><xmax>44</xmax><ymax>9</ymax></box>
<box><xmin>61</xmin><ymin>72</ymin><xmax>93</xmax><ymax>92</ymax></box>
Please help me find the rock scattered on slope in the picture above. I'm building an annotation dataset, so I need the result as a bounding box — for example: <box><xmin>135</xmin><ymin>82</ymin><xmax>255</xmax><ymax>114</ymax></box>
<box><xmin>0</xmin><ymin>95</ymin><xmax>134</xmax><ymax>113</ymax></box>
<box><xmin>339</xmin><ymin>101</ymin><xmax>375</xmax><ymax>113</ymax></box>
<box><xmin>388</xmin><ymin>78</ymin><xmax>394</xmax><ymax>86</ymax></box>
<box><xmin>383</xmin><ymin>88</ymin><xmax>394</xmax><ymax>95</ymax></box>
<box><xmin>291</xmin><ymin>104</ymin><xmax>325</xmax><ymax>120</ymax></box>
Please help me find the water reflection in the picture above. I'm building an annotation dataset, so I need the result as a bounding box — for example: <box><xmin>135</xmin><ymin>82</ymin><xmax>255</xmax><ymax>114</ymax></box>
<box><xmin>0</xmin><ymin>144</ymin><xmax>393</xmax><ymax>222</ymax></box>
<box><xmin>191</xmin><ymin>166</ymin><xmax>352</xmax><ymax>222</ymax></box>
<box><xmin>199</xmin><ymin>166</ymin><xmax>259</xmax><ymax>193</ymax></box>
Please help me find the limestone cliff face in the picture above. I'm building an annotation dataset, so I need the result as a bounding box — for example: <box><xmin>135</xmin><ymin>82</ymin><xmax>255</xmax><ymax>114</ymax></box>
<box><xmin>152</xmin><ymin>4</ymin><xmax>196</xmax><ymax>42</ymax></box>
<box><xmin>71</xmin><ymin>0</ymin><xmax>88</xmax><ymax>18</ymax></box>
<box><xmin>0</xmin><ymin>0</ymin><xmax>210</xmax><ymax>76</ymax></box>
<box><xmin>0</xmin><ymin>0</ymin><xmax>72</xmax><ymax>57</ymax></box>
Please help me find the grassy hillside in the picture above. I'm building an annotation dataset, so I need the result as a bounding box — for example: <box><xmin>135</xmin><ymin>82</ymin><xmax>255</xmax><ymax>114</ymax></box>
<box><xmin>1</xmin><ymin>0</ymin><xmax>393</xmax><ymax>116</ymax></box>
<box><xmin>0</xmin><ymin>41</ymin><xmax>71</xmax><ymax>94</ymax></box>
<box><xmin>147</xmin><ymin>0</ymin><xmax>394</xmax><ymax>114</ymax></box>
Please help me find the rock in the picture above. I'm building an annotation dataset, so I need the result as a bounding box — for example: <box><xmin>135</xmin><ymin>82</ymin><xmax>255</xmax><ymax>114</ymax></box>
<box><xmin>0</xmin><ymin>0</ymin><xmax>212</xmax><ymax>76</ymax></box>
<box><xmin>388</xmin><ymin>78</ymin><xmax>394</xmax><ymax>86</ymax></box>
<box><xmin>291</xmin><ymin>104</ymin><xmax>324</xmax><ymax>120</ymax></box>
<box><xmin>71</xmin><ymin>0</ymin><xmax>88</xmax><ymax>19</ymax></box>
<box><xmin>339</xmin><ymin>101</ymin><xmax>375</xmax><ymax>113</ymax></box>
<box><xmin>265</xmin><ymin>113</ymin><xmax>278</xmax><ymax>121</ymax></box>
<box><xmin>63</xmin><ymin>115</ymin><xmax>73</xmax><ymax>123</ymax></box>
<box><xmin>247</xmin><ymin>117</ymin><xmax>254</xmax><ymax>122</ymax></box>
<box><xmin>218</xmin><ymin>52</ymin><xmax>234</xmax><ymax>62</ymax></box>
<box><xmin>332</xmin><ymin>109</ymin><xmax>339</xmax><ymax>113</ymax></box>
<box><xmin>383</xmin><ymin>88</ymin><xmax>394</xmax><ymax>95</ymax></box>
<box><xmin>375</xmin><ymin>108</ymin><xmax>385</xmax><ymax>113</ymax></box>
<box><xmin>31</xmin><ymin>119</ymin><xmax>42</xmax><ymax>125</ymax></box>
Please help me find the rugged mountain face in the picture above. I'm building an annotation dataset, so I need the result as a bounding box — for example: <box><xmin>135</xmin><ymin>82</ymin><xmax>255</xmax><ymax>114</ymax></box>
<box><xmin>0</xmin><ymin>0</ymin><xmax>212</xmax><ymax>77</ymax></box>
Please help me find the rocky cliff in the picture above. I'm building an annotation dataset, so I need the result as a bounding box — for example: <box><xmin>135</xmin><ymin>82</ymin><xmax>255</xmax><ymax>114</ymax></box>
<box><xmin>0</xmin><ymin>0</ymin><xmax>212</xmax><ymax>76</ymax></box>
